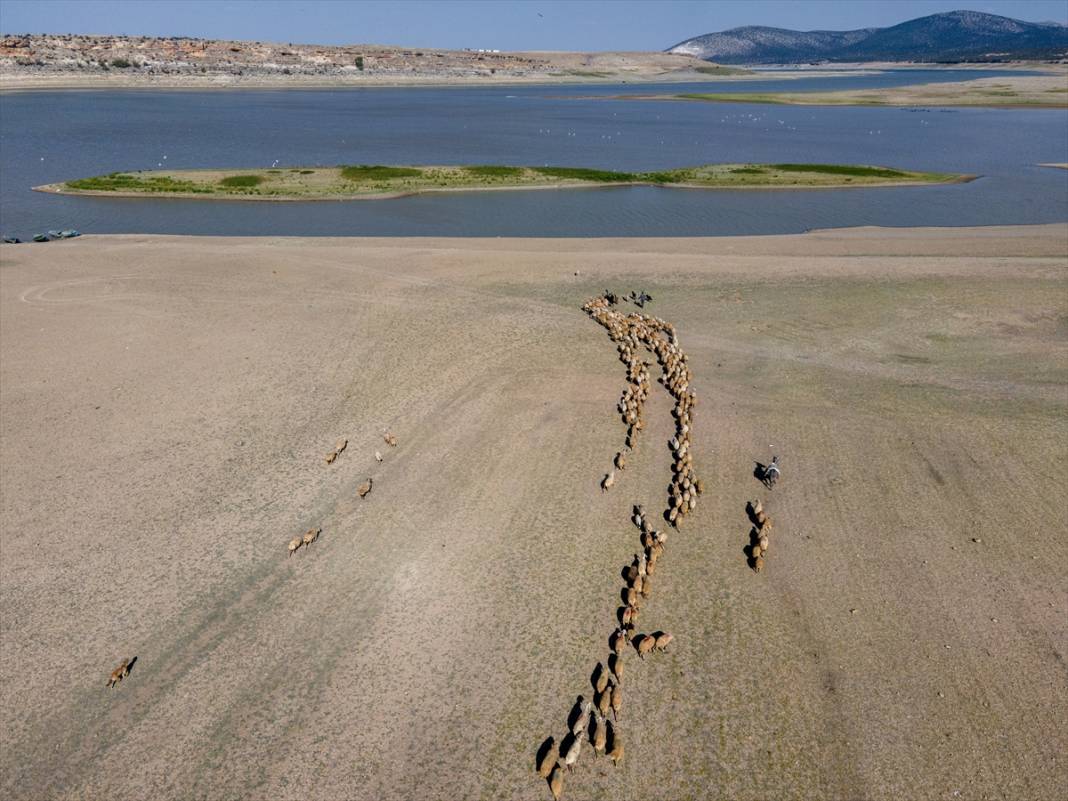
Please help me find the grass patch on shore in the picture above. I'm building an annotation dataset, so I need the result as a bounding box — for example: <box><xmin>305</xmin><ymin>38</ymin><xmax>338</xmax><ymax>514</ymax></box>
<box><xmin>54</xmin><ymin>162</ymin><xmax>965</xmax><ymax>200</ymax></box>
<box><xmin>219</xmin><ymin>174</ymin><xmax>265</xmax><ymax>187</ymax></box>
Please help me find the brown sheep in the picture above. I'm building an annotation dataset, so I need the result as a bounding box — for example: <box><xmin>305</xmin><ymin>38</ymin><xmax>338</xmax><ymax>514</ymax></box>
<box><xmin>106</xmin><ymin>658</ymin><xmax>129</xmax><ymax>689</ymax></box>
<box><xmin>302</xmin><ymin>527</ymin><xmax>320</xmax><ymax>548</ymax></box>
<box><xmin>607</xmin><ymin>723</ymin><xmax>623</xmax><ymax>767</ymax></box>
<box><xmin>537</xmin><ymin>737</ymin><xmax>556</xmax><ymax>778</ymax></box>
<box><xmin>640</xmin><ymin>574</ymin><xmax>652</xmax><ymax>598</ymax></box>
<box><xmin>610</xmin><ymin>683</ymin><xmax>622</xmax><ymax>721</ymax></box>
<box><xmin>325</xmin><ymin>438</ymin><xmax>347</xmax><ymax>464</ymax></box>
<box><xmin>609</xmin><ymin>628</ymin><xmax>627</xmax><ymax>656</ymax></box>
<box><xmin>654</xmin><ymin>631</ymin><xmax>674</xmax><ymax>652</ymax></box>
<box><xmin>614</xmin><ymin>451</ymin><xmax>626</xmax><ymax>471</ymax></box>
<box><xmin>287</xmin><ymin>537</ymin><xmax>302</xmax><ymax>557</ymax></box>
<box><xmin>357</xmin><ymin>478</ymin><xmax>373</xmax><ymax>498</ymax></box>
<box><xmin>592</xmin><ymin>713</ymin><xmax>607</xmax><ymax>754</ymax></box>
<box><xmin>636</xmin><ymin>635</ymin><xmax>655</xmax><ymax>659</ymax></box>
<box><xmin>571</xmin><ymin>696</ymin><xmax>592</xmax><ymax>736</ymax></box>
<box><xmin>597</xmin><ymin>685</ymin><xmax>612</xmax><ymax>717</ymax></box>
<box><xmin>594</xmin><ymin>662</ymin><xmax>609</xmax><ymax>694</ymax></box>
<box><xmin>549</xmin><ymin>764</ymin><xmax>564</xmax><ymax>800</ymax></box>
<box><xmin>609</xmin><ymin>653</ymin><xmax>624</xmax><ymax>684</ymax></box>
<box><xmin>384</xmin><ymin>432</ymin><xmax>398</xmax><ymax>447</ymax></box>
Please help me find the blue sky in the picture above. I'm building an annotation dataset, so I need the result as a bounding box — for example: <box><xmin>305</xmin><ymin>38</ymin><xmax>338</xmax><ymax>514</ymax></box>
<box><xmin>1</xmin><ymin>0</ymin><xmax>1065</xmax><ymax>50</ymax></box>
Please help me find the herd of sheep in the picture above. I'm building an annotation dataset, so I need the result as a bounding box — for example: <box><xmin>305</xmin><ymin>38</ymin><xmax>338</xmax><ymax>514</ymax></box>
<box><xmin>534</xmin><ymin>292</ymin><xmax>701</xmax><ymax>800</ymax></box>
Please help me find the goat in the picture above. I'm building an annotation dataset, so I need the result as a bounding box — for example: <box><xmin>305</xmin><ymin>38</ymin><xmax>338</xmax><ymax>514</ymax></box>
<box><xmin>601</xmin><ymin>470</ymin><xmax>615</xmax><ymax>492</ymax></box>
<box><xmin>106</xmin><ymin>658</ymin><xmax>130</xmax><ymax>689</ymax></box>
<box><xmin>571</xmin><ymin>696</ymin><xmax>592</xmax><ymax>737</ymax></box>
<box><xmin>562</xmin><ymin>733</ymin><xmax>582</xmax><ymax>773</ymax></box>
<box><xmin>325</xmin><ymin>438</ymin><xmax>348</xmax><ymax>464</ymax></box>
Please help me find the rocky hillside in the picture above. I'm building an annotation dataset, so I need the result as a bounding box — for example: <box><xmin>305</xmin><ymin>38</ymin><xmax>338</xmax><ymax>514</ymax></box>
<box><xmin>669</xmin><ymin>10</ymin><xmax>1068</xmax><ymax>63</ymax></box>
<box><xmin>0</xmin><ymin>33</ymin><xmax>721</xmax><ymax>86</ymax></box>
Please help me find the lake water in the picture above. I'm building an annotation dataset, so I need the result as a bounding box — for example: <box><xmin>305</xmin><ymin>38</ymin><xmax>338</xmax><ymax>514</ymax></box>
<box><xmin>1</xmin><ymin>69</ymin><xmax>1066</xmax><ymax>237</ymax></box>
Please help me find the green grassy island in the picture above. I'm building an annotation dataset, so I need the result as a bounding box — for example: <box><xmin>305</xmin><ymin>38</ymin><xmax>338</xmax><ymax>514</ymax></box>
<box><xmin>36</xmin><ymin>163</ymin><xmax>972</xmax><ymax>201</ymax></box>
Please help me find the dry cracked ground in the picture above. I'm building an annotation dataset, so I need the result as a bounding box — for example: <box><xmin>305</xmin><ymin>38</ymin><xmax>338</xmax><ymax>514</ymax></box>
<box><xmin>1</xmin><ymin>226</ymin><xmax>1065</xmax><ymax>800</ymax></box>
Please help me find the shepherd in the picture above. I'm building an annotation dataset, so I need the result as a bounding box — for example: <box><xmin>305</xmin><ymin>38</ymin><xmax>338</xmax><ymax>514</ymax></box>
<box><xmin>763</xmin><ymin>456</ymin><xmax>781</xmax><ymax>489</ymax></box>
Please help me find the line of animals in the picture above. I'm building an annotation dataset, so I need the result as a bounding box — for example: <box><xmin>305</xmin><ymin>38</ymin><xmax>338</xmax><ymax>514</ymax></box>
<box><xmin>746</xmin><ymin>499</ymin><xmax>773</xmax><ymax>572</ymax></box>
<box><xmin>534</xmin><ymin>292</ymin><xmax>699</xmax><ymax>800</ymax></box>
<box><xmin>105</xmin><ymin>430</ymin><xmax>399</xmax><ymax>688</ymax></box>
<box><xmin>285</xmin><ymin>431</ymin><xmax>396</xmax><ymax>557</ymax></box>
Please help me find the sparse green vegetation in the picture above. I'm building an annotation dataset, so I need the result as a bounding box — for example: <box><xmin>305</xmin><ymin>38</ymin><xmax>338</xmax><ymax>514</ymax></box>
<box><xmin>65</xmin><ymin>172</ymin><xmax>211</xmax><ymax>194</ymax></box>
<box><xmin>49</xmin><ymin>162</ymin><xmax>967</xmax><ymax>202</ymax></box>
<box><xmin>109</xmin><ymin>58</ymin><xmax>132</xmax><ymax>69</ymax></box>
<box><xmin>463</xmin><ymin>165</ymin><xmax>523</xmax><ymax>177</ymax></box>
<box><xmin>341</xmin><ymin>165</ymin><xmax>423</xmax><ymax>181</ymax></box>
<box><xmin>770</xmin><ymin>163</ymin><xmax>907</xmax><ymax>178</ymax></box>
<box><xmin>531</xmin><ymin>166</ymin><xmax>637</xmax><ymax>182</ymax></box>
<box><xmin>219</xmin><ymin>174</ymin><xmax>265</xmax><ymax>187</ymax></box>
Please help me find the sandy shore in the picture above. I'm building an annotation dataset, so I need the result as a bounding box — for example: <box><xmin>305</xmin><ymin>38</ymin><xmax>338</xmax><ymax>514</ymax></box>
<box><xmin>1</xmin><ymin>226</ymin><xmax>1066</xmax><ymax>800</ymax></box>
<box><xmin>660</xmin><ymin>68</ymin><xmax>1068</xmax><ymax>108</ymax></box>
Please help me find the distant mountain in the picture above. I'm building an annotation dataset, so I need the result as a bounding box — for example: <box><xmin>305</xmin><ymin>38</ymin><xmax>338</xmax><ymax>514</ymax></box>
<box><xmin>668</xmin><ymin>10</ymin><xmax>1068</xmax><ymax>64</ymax></box>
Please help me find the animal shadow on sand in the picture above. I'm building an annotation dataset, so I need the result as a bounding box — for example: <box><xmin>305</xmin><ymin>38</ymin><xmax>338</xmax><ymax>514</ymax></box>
<box><xmin>754</xmin><ymin>461</ymin><xmax>771</xmax><ymax>487</ymax></box>
<box><xmin>744</xmin><ymin>528</ymin><xmax>762</xmax><ymax>569</ymax></box>
<box><xmin>124</xmin><ymin>656</ymin><xmax>138</xmax><ymax>677</ymax></box>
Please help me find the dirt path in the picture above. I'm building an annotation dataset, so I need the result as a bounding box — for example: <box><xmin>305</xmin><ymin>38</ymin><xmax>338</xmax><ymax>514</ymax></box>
<box><xmin>1</xmin><ymin>227</ymin><xmax>1065</xmax><ymax>800</ymax></box>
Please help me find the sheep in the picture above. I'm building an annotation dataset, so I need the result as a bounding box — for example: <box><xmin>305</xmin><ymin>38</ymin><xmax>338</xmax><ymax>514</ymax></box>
<box><xmin>549</xmin><ymin>764</ymin><xmax>564</xmax><ymax>800</ymax></box>
<box><xmin>562</xmin><ymin>733</ymin><xmax>582</xmax><ymax>773</ymax></box>
<box><xmin>384</xmin><ymin>432</ymin><xmax>398</xmax><ymax>447</ymax></box>
<box><xmin>375</xmin><ymin>450</ymin><xmax>383</xmax><ymax>462</ymax></box>
<box><xmin>636</xmin><ymin>550</ymin><xmax>647</xmax><ymax>577</ymax></box>
<box><xmin>625</xmin><ymin>564</ymin><xmax>639</xmax><ymax>584</ymax></box>
<box><xmin>621</xmin><ymin>604</ymin><xmax>639</xmax><ymax>628</ymax></box>
<box><xmin>601</xmin><ymin>471</ymin><xmax>615</xmax><ymax>492</ymax></box>
<box><xmin>537</xmin><ymin>737</ymin><xmax>556</xmax><ymax>778</ymax></box>
<box><xmin>654</xmin><ymin>631</ymin><xmax>674</xmax><ymax>652</ymax></box>
<box><xmin>592</xmin><ymin>712</ymin><xmax>607</xmax><ymax>753</ymax></box>
<box><xmin>594</xmin><ymin>662</ymin><xmax>609</xmax><ymax>694</ymax></box>
<box><xmin>610</xmin><ymin>628</ymin><xmax>627</xmax><ymax>656</ymax></box>
<box><xmin>357</xmin><ymin>478</ymin><xmax>373</xmax><ymax>498</ymax></box>
<box><xmin>629</xmin><ymin>574</ymin><xmax>643</xmax><ymax>595</ymax></box>
<box><xmin>106</xmin><ymin>658</ymin><xmax>129</xmax><ymax>689</ymax></box>
<box><xmin>607</xmin><ymin>723</ymin><xmax>623</xmax><ymax>766</ymax></box>
<box><xmin>597</xmin><ymin>685</ymin><xmax>612</xmax><ymax>717</ymax></box>
<box><xmin>640</xmin><ymin>574</ymin><xmax>652</xmax><ymax>599</ymax></box>
<box><xmin>622</xmin><ymin>587</ymin><xmax>637</xmax><ymax>608</ymax></box>
<box><xmin>609</xmin><ymin>653</ymin><xmax>624</xmax><ymax>684</ymax></box>
<box><xmin>694</xmin><ymin>477</ymin><xmax>704</xmax><ymax>495</ymax></box>
<box><xmin>325</xmin><ymin>438</ymin><xmax>347</xmax><ymax>464</ymax></box>
<box><xmin>636</xmin><ymin>635</ymin><xmax>656</xmax><ymax>659</ymax></box>
<box><xmin>610</xmin><ymin>683</ymin><xmax>622</xmax><ymax>721</ymax></box>
<box><xmin>614</xmin><ymin>451</ymin><xmax>626</xmax><ymax>471</ymax></box>
<box><xmin>288</xmin><ymin>537</ymin><xmax>302</xmax><ymax>557</ymax></box>
<box><xmin>753</xmin><ymin>555</ymin><xmax>765</xmax><ymax>572</ymax></box>
<box><xmin>302</xmin><ymin>527</ymin><xmax>320</xmax><ymax>548</ymax></box>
